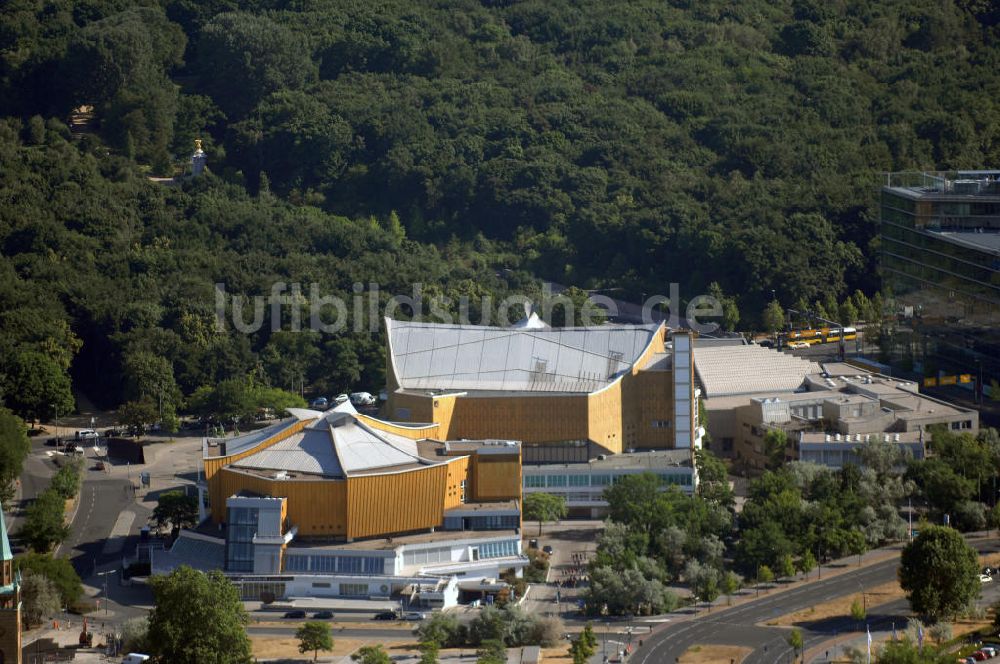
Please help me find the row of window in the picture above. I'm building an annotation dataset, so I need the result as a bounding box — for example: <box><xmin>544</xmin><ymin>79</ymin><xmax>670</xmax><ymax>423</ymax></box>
<box><xmin>284</xmin><ymin>554</ymin><xmax>386</xmax><ymax>575</ymax></box>
<box><xmin>477</xmin><ymin>540</ymin><xmax>519</xmax><ymax>559</ymax></box>
<box><xmin>524</xmin><ymin>472</ymin><xmax>694</xmax><ymax>489</ymax></box>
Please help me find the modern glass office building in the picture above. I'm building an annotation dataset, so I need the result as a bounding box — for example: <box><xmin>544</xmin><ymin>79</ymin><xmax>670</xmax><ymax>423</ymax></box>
<box><xmin>880</xmin><ymin>171</ymin><xmax>1000</xmax><ymax>391</ymax></box>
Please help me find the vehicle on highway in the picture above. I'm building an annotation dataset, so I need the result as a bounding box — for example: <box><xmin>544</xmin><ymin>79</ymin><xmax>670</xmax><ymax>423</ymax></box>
<box><xmin>402</xmin><ymin>611</ymin><xmax>427</xmax><ymax>621</ymax></box>
<box><xmin>980</xmin><ymin>573</ymin><xmax>993</xmax><ymax>583</ymax></box>
<box><xmin>283</xmin><ymin>610</ymin><xmax>307</xmax><ymax>619</ymax></box>
<box><xmin>310</xmin><ymin>397</ymin><xmax>329</xmax><ymax>410</ymax></box>
<box><xmin>350</xmin><ymin>392</ymin><xmax>376</xmax><ymax>407</ymax></box>
<box><xmin>373</xmin><ymin>611</ymin><xmax>397</xmax><ymax>621</ymax></box>
<box><xmin>312</xmin><ymin>610</ymin><xmax>334</xmax><ymax>620</ymax></box>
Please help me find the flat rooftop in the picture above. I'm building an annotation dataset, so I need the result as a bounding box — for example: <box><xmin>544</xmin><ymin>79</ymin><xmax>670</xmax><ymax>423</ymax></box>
<box><xmin>932</xmin><ymin>230</ymin><xmax>1000</xmax><ymax>254</ymax></box>
<box><xmin>444</xmin><ymin>500</ymin><xmax>519</xmax><ymax>514</ymax></box>
<box><xmin>286</xmin><ymin>529</ymin><xmax>521</xmax><ymax>552</ymax></box>
<box><xmin>530</xmin><ymin>449</ymin><xmax>692</xmax><ymax>472</ymax></box>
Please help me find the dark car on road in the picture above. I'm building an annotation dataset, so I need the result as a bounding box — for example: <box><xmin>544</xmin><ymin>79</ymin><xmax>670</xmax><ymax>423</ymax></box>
<box><xmin>312</xmin><ymin>611</ymin><xmax>334</xmax><ymax>620</ymax></box>
<box><xmin>283</xmin><ymin>610</ymin><xmax>306</xmax><ymax>619</ymax></box>
<box><xmin>373</xmin><ymin>611</ymin><xmax>397</xmax><ymax>621</ymax></box>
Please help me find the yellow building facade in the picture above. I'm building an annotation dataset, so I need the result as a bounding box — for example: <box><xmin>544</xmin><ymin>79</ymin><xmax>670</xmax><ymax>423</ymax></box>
<box><xmin>384</xmin><ymin>318</ymin><xmax>699</xmax><ymax>460</ymax></box>
<box><xmin>202</xmin><ymin>408</ymin><xmax>521</xmax><ymax>541</ymax></box>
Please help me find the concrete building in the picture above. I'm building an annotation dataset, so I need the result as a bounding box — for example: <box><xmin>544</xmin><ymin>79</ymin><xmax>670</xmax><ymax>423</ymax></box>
<box><xmin>696</xmin><ymin>340</ymin><xmax>978</xmax><ymax>471</ymax></box>
<box><xmin>521</xmin><ymin>449</ymin><xmax>695</xmax><ymax>518</ymax></box>
<box><xmin>799</xmin><ymin>431</ymin><xmax>926</xmax><ymax>469</ymax></box>
<box><xmin>880</xmin><ymin>170</ymin><xmax>1000</xmax><ymax>391</ymax></box>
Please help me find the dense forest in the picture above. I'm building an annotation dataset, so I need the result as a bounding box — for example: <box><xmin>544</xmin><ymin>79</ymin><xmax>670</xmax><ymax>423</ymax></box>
<box><xmin>2</xmin><ymin>0</ymin><xmax>1000</xmax><ymax>417</ymax></box>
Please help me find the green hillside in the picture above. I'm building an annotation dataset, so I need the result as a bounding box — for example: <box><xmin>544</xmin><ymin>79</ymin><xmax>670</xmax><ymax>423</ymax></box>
<box><xmin>2</xmin><ymin>0</ymin><xmax>999</xmax><ymax>414</ymax></box>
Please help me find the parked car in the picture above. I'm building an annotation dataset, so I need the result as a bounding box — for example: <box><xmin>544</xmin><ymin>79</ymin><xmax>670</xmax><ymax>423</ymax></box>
<box><xmin>402</xmin><ymin>611</ymin><xmax>427</xmax><ymax>621</ymax></box>
<box><xmin>310</xmin><ymin>397</ymin><xmax>329</xmax><ymax>410</ymax></box>
<box><xmin>350</xmin><ymin>392</ymin><xmax>376</xmax><ymax>407</ymax></box>
<box><xmin>758</xmin><ymin>340</ymin><xmax>774</xmax><ymax>348</ymax></box>
<box><xmin>75</xmin><ymin>429</ymin><xmax>99</xmax><ymax>441</ymax></box>
<box><xmin>971</xmin><ymin>652</ymin><xmax>988</xmax><ymax>661</ymax></box>
<box><xmin>542</xmin><ymin>545</ymin><xmax>554</xmax><ymax>555</ymax></box>
<box><xmin>334</xmin><ymin>394</ymin><xmax>350</xmax><ymax>405</ymax></box>
<box><xmin>283</xmin><ymin>610</ymin><xmax>306</xmax><ymax>619</ymax></box>
<box><xmin>980</xmin><ymin>574</ymin><xmax>993</xmax><ymax>583</ymax></box>
<box><xmin>103</xmin><ymin>427</ymin><xmax>123</xmax><ymax>437</ymax></box>
<box><xmin>788</xmin><ymin>341</ymin><xmax>810</xmax><ymax>349</ymax></box>
<box><xmin>312</xmin><ymin>611</ymin><xmax>334</xmax><ymax>620</ymax></box>
<box><xmin>373</xmin><ymin>611</ymin><xmax>397</xmax><ymax>621</ymax></box>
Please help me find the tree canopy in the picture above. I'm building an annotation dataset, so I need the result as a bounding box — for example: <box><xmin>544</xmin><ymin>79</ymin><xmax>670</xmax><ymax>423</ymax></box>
<box><xmin>146</xmin><ymin>566</ymin><xmax>253</xmax><ymax>664</ymax></box>
<box><xmin>899</xmin><ymin>525</ymin><xmax>979</xmax><ymax>622</ymax></box>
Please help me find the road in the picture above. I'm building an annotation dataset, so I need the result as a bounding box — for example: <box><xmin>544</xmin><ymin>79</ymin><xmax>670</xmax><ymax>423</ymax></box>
<box><xmin>634</xmin><ymin>536</ymin><xmax>1000</xmax><ymax>664</ymax></box>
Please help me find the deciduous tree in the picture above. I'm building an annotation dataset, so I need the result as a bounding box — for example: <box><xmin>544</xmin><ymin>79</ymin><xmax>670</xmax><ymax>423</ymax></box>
<box><xmin>296</xmin><ymin>621</ymin><xmax>333</xmax><ymax>662</ymax></box>
<box><xmin>146</xmin><ymin>566</ymin><xmax>252</xmax><ymax>664</ymax></box>
<box><xmin>899</xmin><ymin>526</ymin><xmax>979</xmax><ymax>621</ymax></box>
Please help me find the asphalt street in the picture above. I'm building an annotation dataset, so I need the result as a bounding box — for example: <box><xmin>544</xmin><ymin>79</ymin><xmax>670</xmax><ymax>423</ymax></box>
<box><xmin>633</xmin><ymin>537</ymin><xmax>1000</xmax><ymax>664</ymax></box>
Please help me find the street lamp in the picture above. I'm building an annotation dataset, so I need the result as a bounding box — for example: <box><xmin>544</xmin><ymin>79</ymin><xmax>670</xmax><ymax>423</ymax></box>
<box><xmin>96</xmin><ymin>570</ymin><xmax>118</xmax><ymax>616</ymax></box>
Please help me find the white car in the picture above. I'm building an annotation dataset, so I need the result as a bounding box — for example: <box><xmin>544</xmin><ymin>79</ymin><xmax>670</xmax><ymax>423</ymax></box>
<box><xmin>788</xmin><ymin>341</ymin><xmax>810</xmax><ymax>349</ymax></box>
<box><xmin>980</xmin><ymin>573</ymin><xmax>993</xmax><ymax>583</ymax></box>
<box><xmin>333</xmin><ymin>394</ymin><xmax>350</xmax><ymax>405</ymax></box>
<box><xmin>402</xmin><ymin>611</ymin><xmax>427</xmax><ymax>621</ymax></box>
<box><xmin>350</xmin><ymin>392</ymin><xmax>376</xmax><ymax>407</ymax></box>
<box><xmin>75</xmin><ymin>429</ymin><xmax>99</xmax><ymax>441</ymax></box>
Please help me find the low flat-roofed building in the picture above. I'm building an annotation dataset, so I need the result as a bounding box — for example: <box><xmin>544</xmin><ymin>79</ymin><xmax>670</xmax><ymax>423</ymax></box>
<box><xmin>717</xmin><ymin>363</ymin><xmax>977</xmax><ymax>471</ymax></box>
<box><xmin>522</xmin><ymin>449</ymin><xmax>695</xmax><ymax>518</ymax></box>
<box><xmin>799</xmin><ymin>431</ymin><xmax>926</xmax><ymax>469</ymax></box>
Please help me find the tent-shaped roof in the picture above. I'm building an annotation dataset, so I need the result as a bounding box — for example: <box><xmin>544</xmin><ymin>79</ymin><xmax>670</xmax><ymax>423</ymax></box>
<box><xmin>231</xmin><ymin>408</ymin><xmax>435</xmax><ymax>478</ymax></box>
<box><xmin>386</xmin><ymin>318</ymin><xmax>662</xmax><ymax>394</ymax></box>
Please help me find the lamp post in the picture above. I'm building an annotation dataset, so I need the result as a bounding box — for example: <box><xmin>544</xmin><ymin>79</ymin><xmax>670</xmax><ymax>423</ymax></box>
<box><xmin>96</xmin><ymin>570</ymin><xmax>118</xmax><ymax>616</ymax></box>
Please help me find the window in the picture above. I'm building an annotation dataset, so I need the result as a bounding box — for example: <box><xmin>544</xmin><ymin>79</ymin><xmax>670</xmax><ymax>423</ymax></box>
<box><xmin>312</xmin><ymin>582</ymin><xmax>330</xmax><ymax>588</ymax></box>
<box><xmin>478</xmin><ymin>540</ymin><xmax>519</xmax><ymax>559</ymax></box>
<box><xmin>284</xmin><ymin>555</ymin><xmax>309</xmax><ymax>572</ymax></box>
<box><xmin>951</xmin><ymin>421</ymin><xmax>961</xmax><ymax>430</ymax></box>
<box><xmin>339</xmin><ymin>583</ymin><xmax>368</xmax><ymax>597</ymax></box>
<box><xmin>546</xmin><ymin>475</ymin><xmax>567</xmax><ymax>487</ymax></box>
<box><xmin>523</xmin><ymin>475</ymin><xmax>545</xmax><ymax>488</ymax></box>
<box><xmin>568</xmin><ymin>475</ymin><xmax>589</xmax><ymax>487</ymax></box>
<box><xmin>651</xmin><ymin>420</ymin><xmax>671</xmax><ymax>429</ymax></box>
<box><xmin>721</xmin><ymin>437</ymin><xmax>734</xmax><ymax>452</ymax></box>
<box><xmin>591</xmin><ymin>475</ymin><xmax>611</xmax><ymax>487</ymax></box>
<box><xmin>460</xmin><ymin>480</ymin><xmax>467</xmax><ymax>503</ymax></box>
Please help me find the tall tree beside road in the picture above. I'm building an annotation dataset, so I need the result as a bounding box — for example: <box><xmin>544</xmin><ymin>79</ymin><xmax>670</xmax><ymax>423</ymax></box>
<box><xmin>296</xmin><ymin>621</ymin><xmax>333</xmax><ymax>662</ymax></box>
<box><xmin>20</xmin><ymin>489</ymin><xmax>68</xmax><ymax>552</ymax></box>
<box><xmin>0</xmin><ymin>408</ymin><xmax>31</xmax><ymax>502</ymax></box>
<box><xmin>20</xmin><ymin>570</ymin><xmax>60</xmax><ymax>628</ymax></box>
<box><xmin>788</xmin><ymin>629</ymin><xmax>803</xmax><ymax>662</ymax></box>
<box><xmin>151</xmin><ymin>490</ymin><xmax>199</xmax><ymax>536</ymax></box>
<box><xmin>762</xmin><ymin>300</ymin><xmax>785</xmax><ymax>339</ymax></box>
<box><xmin>899</xmin><ymin>526</ymin><xmax>979</xmax><ymax>622</ymax></box>
<box><xmin>146</xmin><ymin>566</ymin><xmax>252</xmax><ymax>664</ymax></box>
<box><xmin>523</xmin><ymin>493</ymin><xmax>567</xmax><ymax>536</ymax></box>
<box><xmin>3</xmin><ymin>351</ymin><xmax>74</xmax><ymax>424</ymax></box>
